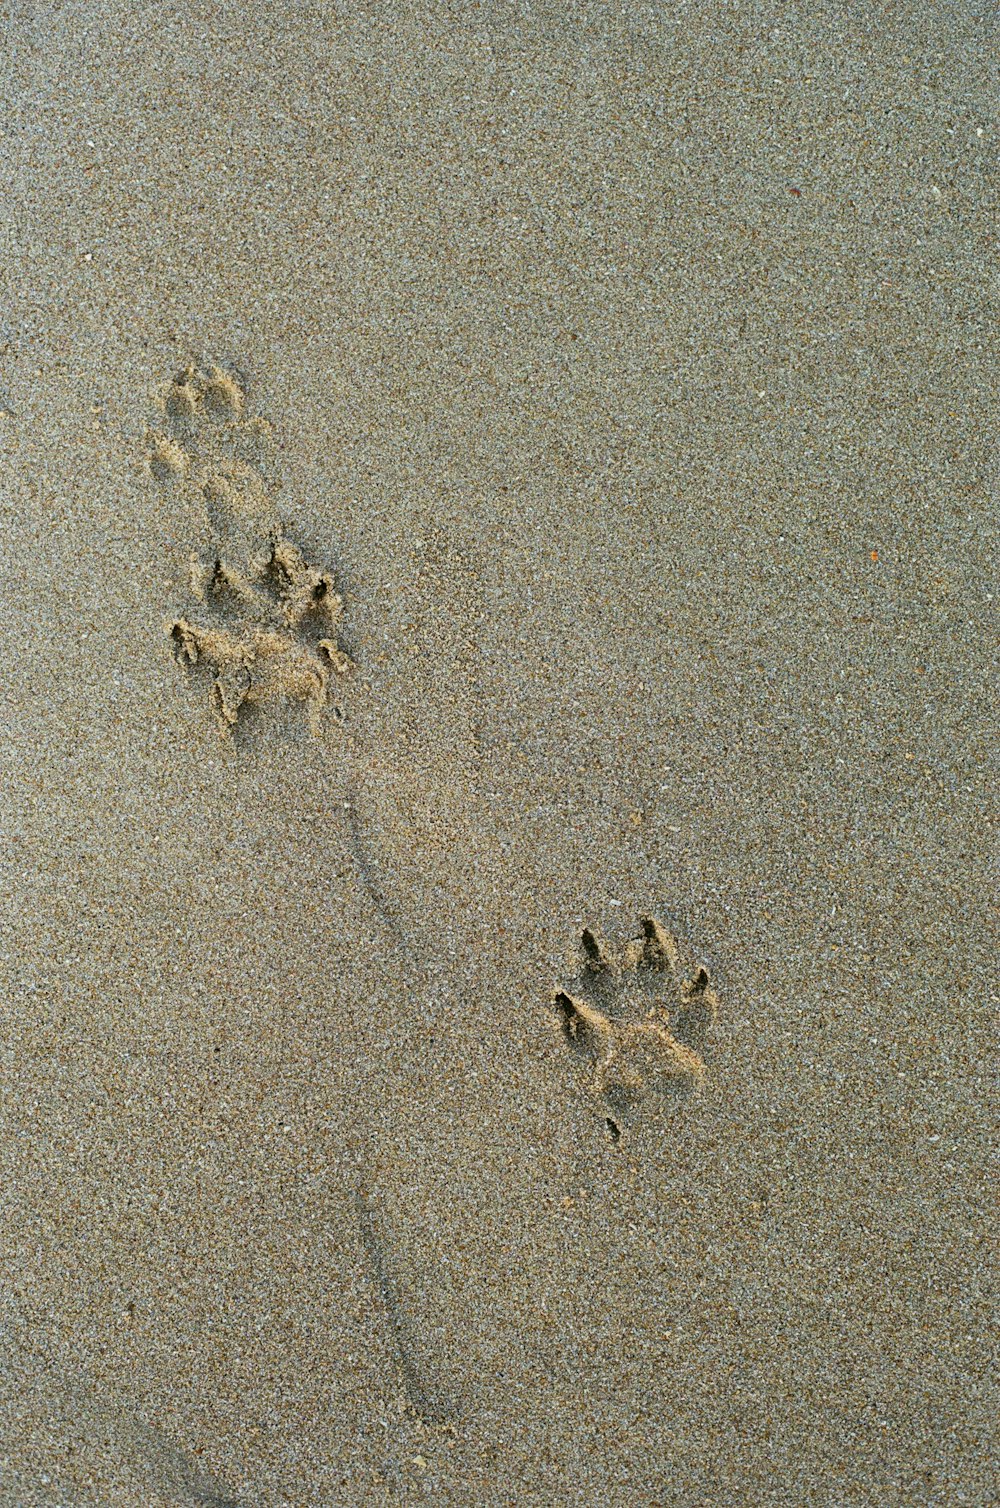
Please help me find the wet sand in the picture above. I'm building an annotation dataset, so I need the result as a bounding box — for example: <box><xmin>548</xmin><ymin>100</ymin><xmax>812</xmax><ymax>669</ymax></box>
<box><xmin>0</xmin><ymin>3</ymin><xmax>995</xmax><ymax>1504</ymax></box>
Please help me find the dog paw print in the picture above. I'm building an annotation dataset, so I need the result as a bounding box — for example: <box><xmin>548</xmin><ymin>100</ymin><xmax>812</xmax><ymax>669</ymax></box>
<box><xmin>146</xmin><ymin>362</ymin><xmax>351</xmax><ymax>736</ymax></box>
<box><xmin>552</xmin><ymin>916</ymin><xmax>719</xmax><ymax>1131</ymax></box>
<box><xmin>169</xmin><ymin>534</ymin><xmax>351</xmax><ymax>735</ymax></box>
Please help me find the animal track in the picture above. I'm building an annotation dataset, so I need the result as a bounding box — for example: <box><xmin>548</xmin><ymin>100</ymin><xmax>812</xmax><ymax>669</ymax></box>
<box><xmin>147</xmin><ymin>363</ymin><xmax>350</xmax><ymax>735</ymax></box>
<box><xmin>553</xmin><ymin>916</ymin><xmax>719</xmax><ymax>1126</ymax></box>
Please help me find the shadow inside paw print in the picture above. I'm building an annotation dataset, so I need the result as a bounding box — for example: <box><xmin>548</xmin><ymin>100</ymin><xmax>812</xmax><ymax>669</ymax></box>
<box><xmin>553</xmin><ymin>916</ymin><xmax>719</xmax><ymax>1132</ymax></box>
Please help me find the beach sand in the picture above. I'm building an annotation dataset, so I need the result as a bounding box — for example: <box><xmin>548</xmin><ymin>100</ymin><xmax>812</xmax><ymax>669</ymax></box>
<box><xmin>0</xmin><ymin>3</ymin><xmax>995</xmax><ymax>1503</ymax></box>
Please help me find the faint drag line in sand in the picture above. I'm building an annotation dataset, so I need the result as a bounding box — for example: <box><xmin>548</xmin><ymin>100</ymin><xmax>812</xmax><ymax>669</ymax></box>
<box><xmin>353</xmin><ymin>1188</ymin><xmax>453</xmax><ymax>1427</ymax></box>
<box><xmin>343</xmin><ymin>774</ymin><xmax>424</xmax><ymax>967</ymax></box>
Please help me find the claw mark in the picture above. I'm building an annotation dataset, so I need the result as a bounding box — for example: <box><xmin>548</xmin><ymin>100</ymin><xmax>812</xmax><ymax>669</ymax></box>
<box><xmin>580</xmin><ymin>926</ymin><xmax>615</xmax><ymax>973</ymax></box>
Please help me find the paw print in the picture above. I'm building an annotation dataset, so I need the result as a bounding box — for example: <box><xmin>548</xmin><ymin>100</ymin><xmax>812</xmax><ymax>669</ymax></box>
<box><xmin>170</xmin><ymin>535</ymin><xmax>351</xmax><ymax>734</ymax></box>
<box><xmin>553</xmin><ymin>916</ymin><xmax>719</xmax><ymax>1127</ymax></box>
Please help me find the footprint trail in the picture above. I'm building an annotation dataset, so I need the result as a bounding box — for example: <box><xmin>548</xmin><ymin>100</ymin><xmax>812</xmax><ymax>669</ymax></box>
<box><xmin>148</xmin><ymin>363</ymin><xmax>350</xmax><ymax>735</ymax></box>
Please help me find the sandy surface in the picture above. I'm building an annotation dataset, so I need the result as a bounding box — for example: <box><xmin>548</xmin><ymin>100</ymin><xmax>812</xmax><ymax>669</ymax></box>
<box><xmin>0</xmin><ymin>3</ymin><xmax>996</xmax><ymax>1504</ymax></box>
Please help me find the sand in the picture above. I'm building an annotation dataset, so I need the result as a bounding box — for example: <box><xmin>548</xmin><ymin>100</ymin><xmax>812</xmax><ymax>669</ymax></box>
<box><xmin>0</xmin><ymin>2</ymin><xmax>995</xmax><ymax>1504</ymax></box>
